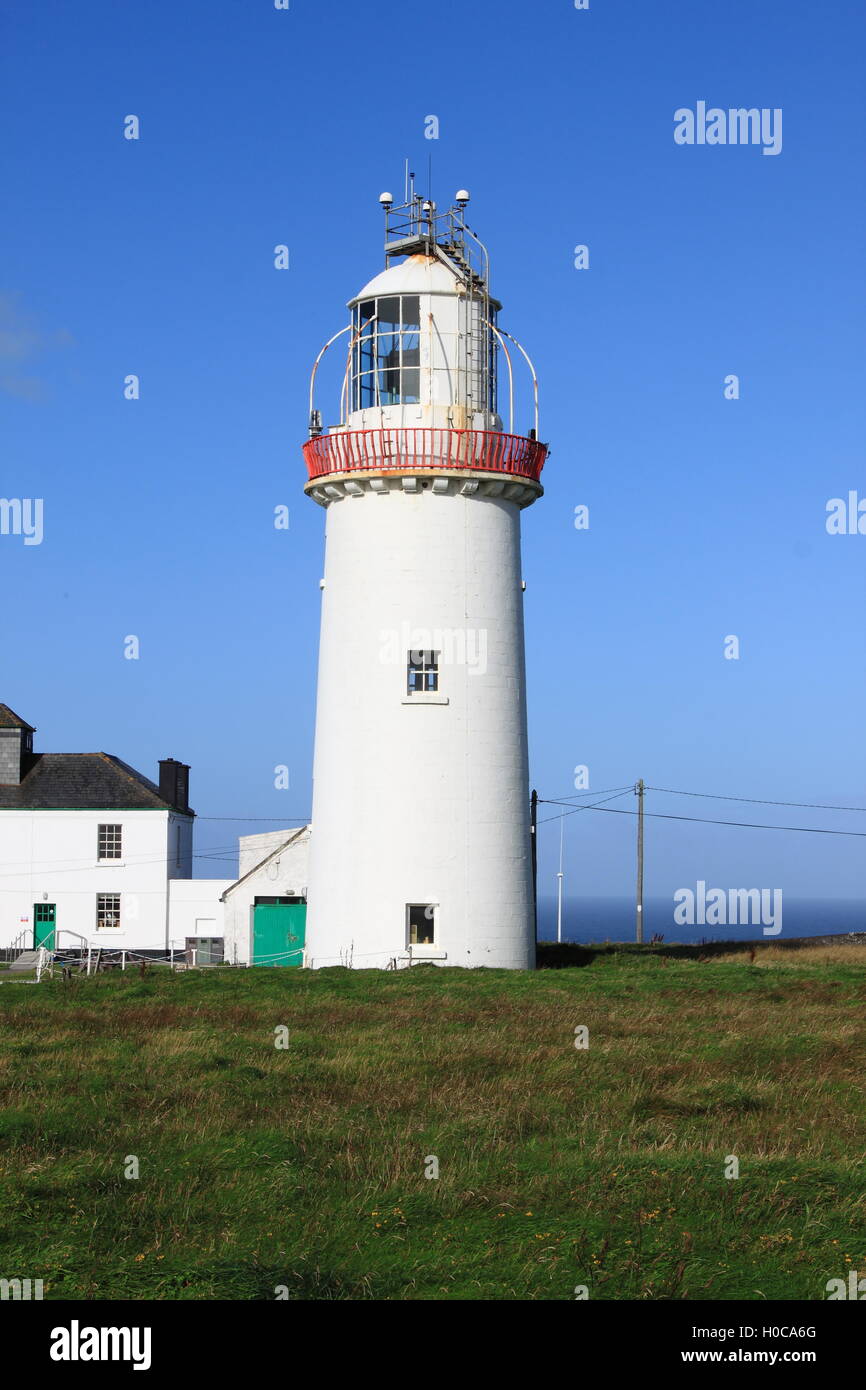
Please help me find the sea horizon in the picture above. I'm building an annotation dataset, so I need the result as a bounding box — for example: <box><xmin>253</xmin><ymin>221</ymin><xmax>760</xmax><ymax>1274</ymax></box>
<box><xmin>536</xmin><ymin>895</ymin><xmax>866</xmax><ymax>945</ymax></box>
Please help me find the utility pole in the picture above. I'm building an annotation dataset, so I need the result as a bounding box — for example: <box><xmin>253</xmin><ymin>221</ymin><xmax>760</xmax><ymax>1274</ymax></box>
<box><xmin>556</xmin><ymin>813</ymin><xmax>564</xmax><ymax>944</ymax></box>
<box><xmin>635</xmin><ymin>778</ymin><xmax>645</xmax><ymax>943</ymax></box>
<box><xmin>530</xmin><ymin>788</ymin><xmax>538</xmax><ymax>946</ymax></box>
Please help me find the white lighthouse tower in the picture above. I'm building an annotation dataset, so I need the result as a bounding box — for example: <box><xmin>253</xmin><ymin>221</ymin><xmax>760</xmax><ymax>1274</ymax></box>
<box><xmin>302</xmin><ymin>187</ymin><xmax>548</xmax><ymax>970</ymax></box>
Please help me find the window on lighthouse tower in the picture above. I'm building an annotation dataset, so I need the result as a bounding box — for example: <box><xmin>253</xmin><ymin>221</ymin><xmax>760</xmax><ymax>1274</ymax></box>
<box><xmin>407</xmin><ymin>649</ymin><xmax>439</xmax><ymax>695</ymax></box>
<box><xmin>407</xmin><ymin>904</ymin><xmax>436</xmax><ymax>946</ymax></box>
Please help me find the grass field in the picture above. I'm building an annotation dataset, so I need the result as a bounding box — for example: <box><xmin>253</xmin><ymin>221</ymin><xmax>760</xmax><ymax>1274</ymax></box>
<box><xmin>1</xmin><ymin>947</ymin><xmax>864</xmax><ymax>1300</ymax></box>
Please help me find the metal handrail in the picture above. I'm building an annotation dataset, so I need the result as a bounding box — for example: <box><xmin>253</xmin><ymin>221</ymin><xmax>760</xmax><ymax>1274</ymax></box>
<box><xmin>485</xmin><ymin>322</ymin><xmax>514</xmax><ymax>433</ymax></box>
<box><xmin>496</xmin><ymin>327</ymin><xmax>541</xmax><ymax>439</ymax></box>
<box><xmin>308</xmin><ymin>324</ymin><xmax>352</xmax><ymax>428</ymax></box>
<box><xmin>56</xmin><ymin>929</ymin><xmax>90</xmax><ymax>951</ymax></box>
<box><xmin>303</xmin><ymin>427</ymin><xmax>547</xmax><ymax>484</ymax></box>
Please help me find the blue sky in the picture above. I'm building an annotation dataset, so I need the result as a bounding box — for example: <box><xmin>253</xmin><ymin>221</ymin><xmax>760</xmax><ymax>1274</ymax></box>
<box><xmin>2</xmin><ymin>0</ymin><xmax>864</xmax><ymax>903</ymax></box>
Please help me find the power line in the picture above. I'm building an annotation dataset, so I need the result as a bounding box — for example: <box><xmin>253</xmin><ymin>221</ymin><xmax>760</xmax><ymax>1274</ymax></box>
<box><xmin>537</xmin><ymin>790</ymin><xmax>633</xmax><ymax>824</ymax></box>
<box><xmin>0</xmin><ymin>847</ymin><xmax>240</xmax><ymax>880</ymax></box>
<box><xmin>539</xmin><ymin>800</ymin><xmax>866</xmax><ymax>838</ymax></box>
<box><xmin>542</xmin><ymin>784</ymin><xmax>634</xmax><ymax>804</ymax></box>
<box><xmin>646</xmin><ymin>785</ymin><xmax>866</xmax><ymax>814</ymax></box>
<box><xmin>0</xmin><ymin>824</ymin><xmax>311</xmax><ymax>878</ymax></box>
<box><xmin>197</xmin><ymin>816</ymin><xmax>310</xmax><ymax>823</ymax></box>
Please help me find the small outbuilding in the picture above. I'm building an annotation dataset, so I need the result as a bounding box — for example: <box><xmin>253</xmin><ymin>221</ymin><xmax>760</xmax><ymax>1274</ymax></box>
<box><xmin>220</xmin><ymin>827</ymin><xmax>310</xmax><ymax>966</ymax></box>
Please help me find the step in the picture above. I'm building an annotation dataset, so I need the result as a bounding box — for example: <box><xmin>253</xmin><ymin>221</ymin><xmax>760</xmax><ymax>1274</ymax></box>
<box><xmin>9</xmin><ymin>950</ymin><xmax>40</xmax><ymax>971</ymax></box>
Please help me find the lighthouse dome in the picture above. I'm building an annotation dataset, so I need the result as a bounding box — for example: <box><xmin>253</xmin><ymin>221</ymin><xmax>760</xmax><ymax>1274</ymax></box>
<box><xmin>348</xmin><ymin>253</ymin><xmax>460</xmax><ymax>307</ymax></box>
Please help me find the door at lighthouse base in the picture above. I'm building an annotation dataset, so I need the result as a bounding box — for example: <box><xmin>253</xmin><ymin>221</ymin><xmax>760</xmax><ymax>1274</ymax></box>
<box><xmin>252</xmin><ymin>898</ymin><xmax>306</xmax><ymax>967</ymax></box>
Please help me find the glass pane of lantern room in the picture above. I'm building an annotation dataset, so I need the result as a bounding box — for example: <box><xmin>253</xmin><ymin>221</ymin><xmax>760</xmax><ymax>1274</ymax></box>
<box><xmin>353</xmin><ymin>302</ymin><xmax>376</xmax><ymax>411</ymax></box>
<box><xmin>376</xmin><ymin>297</ymin><xmax>401</xmax><ymax>404</ymax></box>
<box><xmin>378</xmin><ymin>341</ymin><xmax>401</xmax><ymax>403</ymax></box>
<box><xmin>356</xmin><ymin>301</ymin><xmax>375</xmax><ymax>357</ymax></box>
<box><xmin>377</xmin><ymin>297</ymin><xmax>401</xmax><ymax>332</ymax></box>
<box><xmin>400</xmin><ymin>295</ymin><xmax>421</xmax><ymax>403</ymax></box>
<box><xmin>400</xmin><ymin>296</ymin><xmax>420</xmax><ymax>331</ymax></box>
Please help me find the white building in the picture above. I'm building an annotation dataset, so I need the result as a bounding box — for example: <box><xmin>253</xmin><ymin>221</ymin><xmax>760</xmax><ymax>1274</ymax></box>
<box><xmin>301</xmin><ymin>189</ymin><xmax>547</xmax><ymax>970</ymax></box>
<box><xmin>0</xmin><ymin>701</ymin><xmax>317</xmax><ymax>966</ymax></box>
<box><xmin>221</xmin><ymin>827</ymin><xmax>310</xmax><ymax>966</ymax></box>
<box><xmin>0</xmin><ymin>703</ymin><xmax>227</xmax><ymax>959</ymax></box>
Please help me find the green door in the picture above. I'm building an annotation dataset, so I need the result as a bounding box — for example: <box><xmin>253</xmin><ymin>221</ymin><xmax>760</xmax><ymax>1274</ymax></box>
<box><xmin>252</xmin><ymin>902</ymin><xmax>306</xmax><ymax>967</ymax></box>
<box><xmin>34</xmin><ymin>903</ymin><xmax>56</xmax><ymax>951</ymax></box>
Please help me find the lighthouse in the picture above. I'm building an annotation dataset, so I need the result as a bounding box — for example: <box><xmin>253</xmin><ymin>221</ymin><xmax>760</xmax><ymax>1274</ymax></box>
<box><xmin>302</xmin><ymin>188</ymin><xmax>548</xmax><ymax>970</ymax></box>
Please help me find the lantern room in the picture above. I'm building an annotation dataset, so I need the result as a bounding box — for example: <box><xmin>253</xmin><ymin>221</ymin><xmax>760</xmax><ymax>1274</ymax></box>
<box><xmin>345</xmin><ymin>253</ymin><xmax>499</xmax><ymax>431</ymax></box>
<box><xmin>303</xmin><ymin>188</ymin><xmax>548</xmax><ymax>501</ymax></box>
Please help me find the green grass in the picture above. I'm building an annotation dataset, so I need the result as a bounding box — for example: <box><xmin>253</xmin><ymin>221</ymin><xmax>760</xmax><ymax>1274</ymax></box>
<box><xmin>0</xmin><ymin>952</ymin><xmax>864</xmax><ymax>1300</ymax></box>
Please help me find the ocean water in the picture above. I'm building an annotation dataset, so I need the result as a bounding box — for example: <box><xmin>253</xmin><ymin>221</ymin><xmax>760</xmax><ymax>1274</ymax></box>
<box><xmin>537</xmin><ymin>896</ymin><xmax>866</xmax><ymax>945</ymax></box>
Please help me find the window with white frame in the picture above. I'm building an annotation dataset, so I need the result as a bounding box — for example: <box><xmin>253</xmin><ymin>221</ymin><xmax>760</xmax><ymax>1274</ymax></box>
<box><xmin>407</xmin><ymin>903</ymin><xmax>436</xmax><ymax>946</ymax></box>
<box><xmin>97</xmin><ymin>824</ymin><xmax>122</xmax><ymax>859</ymax></box>
<box><xmin>97</xmin><ymin>894</ymin><xmax>121</xmax><ymax>930</ymax></box>
<box><xmin>407</xmin><ymin>649</ymin><xmax>439</xmax><ymax>695</ymax></box>
<box><xmin>352</xmin><ymin>295</ymin><xmax>421</xmax><ymax>409</ymax></box>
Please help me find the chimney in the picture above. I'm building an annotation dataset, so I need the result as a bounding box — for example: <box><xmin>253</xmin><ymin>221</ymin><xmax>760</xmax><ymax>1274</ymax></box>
<box><xmin>158</xmin><ymin>758</ymin><xmax>190</xmax><ymax>813</ymax></box>
<box><xmin>0</xmin><ymin>706</ymin><xmax>35</xmax><ymax>785</ymax></box>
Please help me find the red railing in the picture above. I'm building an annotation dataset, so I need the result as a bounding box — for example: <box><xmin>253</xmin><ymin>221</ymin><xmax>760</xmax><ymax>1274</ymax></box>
<box><xmin>303</xmin><ymin>427</ymin><xmax>548</xmax><ymax>484</ymax></box>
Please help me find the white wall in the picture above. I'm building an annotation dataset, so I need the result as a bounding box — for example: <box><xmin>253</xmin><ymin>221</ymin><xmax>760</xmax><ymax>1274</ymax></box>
<box><xmin>167</xmin><ymin>878</ymin><xmax>233</xmax><ymax>955</ymax></box>
<box><xmin>305</xmin><ymin>485</ymin><xmax>534</xmax><ymax>970</ymax></box>
<box><xmin>0</xmin><ymin>808</ymin><xmax>191</xmax><ymax>952</ymax></box>
<box><xmin>238</xmin><ymin>829</ymin><xmax>305</xmax><ymax>879</ymax></box>
<box><xmin>306</xmin><ymin>256</ymin><xmax>537</xmax><ymax>971</ymax></box>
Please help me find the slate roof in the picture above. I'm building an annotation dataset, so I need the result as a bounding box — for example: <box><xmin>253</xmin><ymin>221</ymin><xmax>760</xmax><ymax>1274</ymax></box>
<box><xmin>0</xmin><ymin>704</ymin><xmax>35</xmax><ymax>732</ymax></box>
<box><xmin>0</xmin><ymin>752</ymin><xmax>194</xmax><ymax>813</ymax></box>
